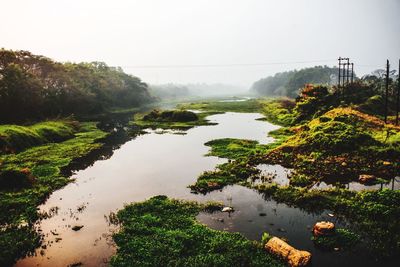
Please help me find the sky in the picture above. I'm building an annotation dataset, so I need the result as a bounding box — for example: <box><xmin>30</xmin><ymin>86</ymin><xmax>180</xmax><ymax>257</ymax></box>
<box><xmin>1</xmin><ymin>0</ymin><xmax>399</xmax><ymax>87</ymax></box>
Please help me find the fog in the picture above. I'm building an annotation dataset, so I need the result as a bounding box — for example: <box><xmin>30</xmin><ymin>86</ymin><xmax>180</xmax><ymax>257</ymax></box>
<box><xmin>1</xmin><ymin>0</ymin><xmax>399</xmax><ymax>87</ymax></box>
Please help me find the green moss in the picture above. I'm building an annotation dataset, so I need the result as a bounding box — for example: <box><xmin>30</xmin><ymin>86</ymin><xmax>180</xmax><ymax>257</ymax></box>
<box><xmin>205</xmin><ymin>138</ymin><xmax>267</xmax><ymax>160</ymax></box>
<box><xmin>111</xmin><ymin>196</ymin><xmax>284</xmax><ymax>267</ymax></box>
<box><xmin>312</xmin><ymin>228</ymin><xmax>360</xmax><ymax>250</ymax></box>
<box><xmin>0</xmin><ymin>120</ymin><xmax>77</xmax><ymax>153</ymax></box>
<box><xmin>0</xmin><ymin>122</ymin><xmax>107</xmax><ymax>265</ymax></box>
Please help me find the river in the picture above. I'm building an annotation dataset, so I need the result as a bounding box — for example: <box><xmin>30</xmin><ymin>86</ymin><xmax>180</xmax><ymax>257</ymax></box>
<box><xmin>15</xmin><ymin>112</ymin><xmax>392</xmax><ymax>267</ymax></box>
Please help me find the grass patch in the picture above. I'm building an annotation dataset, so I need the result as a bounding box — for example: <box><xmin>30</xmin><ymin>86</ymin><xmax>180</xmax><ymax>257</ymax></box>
<box><xmin>177</xmin><ymin>99</ymin><xmax>262</xmax><ymax>113</ymax></box>
<box><xmin>111</xmin><ymin>195</ymin><xmax>284</xmax><ymax>267</ymax></box>
<box><xmin>133</xmin><ymin>109</ymin><xmax>220</xmax><ymax>130</ymax></box>
<box><xmin>0</xmin><ymin>120</ymin><xmax>78</xmax><ymax>153</ymax></box>
<box><xmin>258</xmin><ymin>99</ymin><xmax>295</xmax><ymax>126</ymax></box>
<box><xmin>0</xmin><ymin>122</ymin><xmax>107</xmax><ymax>265</ymax></box>
<box><xmin>205</xmin><ymin>138</ymin><xmax>268</xmax><ymax>160</ymax></box>
<box><xmin>190</xmin><ymin>127</ymin><xmax>294</xmax><ymax>193</ymax></box>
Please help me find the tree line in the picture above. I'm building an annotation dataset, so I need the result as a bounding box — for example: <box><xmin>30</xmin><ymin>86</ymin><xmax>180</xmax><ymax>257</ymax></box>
<box><xmin>0</xmin><ymin>49</ymin><xmax>154</xmax><ymax>123</ymax></box>
<box><xmin>250</xmin><ymin>65</ymin><xmax>338</xmax><ymax>97</ymax></box>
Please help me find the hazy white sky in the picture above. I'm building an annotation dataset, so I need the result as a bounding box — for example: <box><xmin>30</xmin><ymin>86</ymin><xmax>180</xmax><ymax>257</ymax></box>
<box><xmin>1</xmin><ymin>0</ymin><xmax>399</xmax><ymax>86</ymax></box>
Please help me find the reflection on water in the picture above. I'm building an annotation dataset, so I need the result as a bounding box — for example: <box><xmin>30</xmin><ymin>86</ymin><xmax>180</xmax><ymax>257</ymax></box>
<box><xmin>15</xmin><ymin>112</ymin><xmax>395</xmax><ymax>267</ymax></box>
<box><xmin>255</xmin><ymin>164</ymin><xmax>400</xmax><ymax>192</ymax></box>
<box><xmin>15</xmin><ymin>113</ymin><xmax>277</xmax><ymax>267</ymax></box>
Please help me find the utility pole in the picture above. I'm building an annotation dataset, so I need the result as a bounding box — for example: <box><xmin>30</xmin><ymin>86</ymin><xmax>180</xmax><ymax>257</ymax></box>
<box><xmin>396</xmin><ymin>59</ymin><xmax>400</xmax><ymax>125</ymax></box>
<box><xmin>338</xmin><ymin>57</ymin><xmax>341</xmax><ymax>87</ymax></box>
<box><xmin>346</xmin><ymin>58</ymin><xmax>350</xmax><ymax>84</ymax></box>
<box><xmin>351</xmin><ymin>63</ymin><xmax>354</xmax><ymax>83</ymax></box>
<box><xmin>384</xmin><ymin>59</ymin><xmax>390</xmax><ymax>124</ymax></box>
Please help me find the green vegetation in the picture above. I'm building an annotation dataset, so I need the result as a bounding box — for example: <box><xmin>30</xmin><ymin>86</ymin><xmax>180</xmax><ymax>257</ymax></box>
<box><xmin>312</xmin><ymin>228</ymin><xmax>360</xmax><ymax>250</ymax></box>
<box><xmin>143</xmin><ymin>109</ymin><xmax>199</xmax><ymax>122</ymax></box>
<box><xmin>185</xmin><ymin>89</ymin><xmax>399</xmax><ymax>260</ymax></box>
<box><xmin>204</xmin><ymin>138</ymin><xmax>267</xmax><ymax>160</ymax></box>
<box><xmin>189</xmin><ymin>128</ymin><xmax>293</xmax><ymax>193</ymax></box>
<box><xmin>0</xmin><ymin>122</ymin><xmax>107</xmax><ymax>265</ymax></box>
<box><xmin>266</xmin><ymin>107</ymin><xmax>400</xmax><ymax>183</ymax></box>
<box><xmin>256</xmin><ymin>185</ymin><xmax>400</xmax><ymax>257</ymax></box>
<box><xmin>177</xmin><ymin>99</ymin><xmax>262</xmax><ymax>113</ymax></box>
<box><xmin>257</xmin><ymin>99</ymin><xmax>295</xmax><ymax>126</ymax></box>
<box><xmin>0</xmin><ymin>120</ymin><xmax>78</xmax><ymax>153</ymax></box>
<box><xmin>0</xmin><ymin>49</ymin><xmax>154</xmax><ymax>123</ymax></box>
<box><xmin>133</xmin><ymin>109</ymin><xmax>220</xmax><ymax>130</ymax></box>
<box><xmin>111</xmin><ymin>195</ymin><xmax>284</xmax><ymax>267</ymax></box>
<box><xmin>250</xmin><ymin>66</ymin><xmax>338</xmax><ymax>97</ymax></box>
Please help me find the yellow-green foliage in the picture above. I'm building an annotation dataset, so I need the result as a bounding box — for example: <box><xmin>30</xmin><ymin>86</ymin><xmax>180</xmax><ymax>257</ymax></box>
<box><xmin>284</xmin><ymin>107</ymin><xmax>400</xmax><ymax>152</ymax></box>
<box><xmin>258</xmin><ymin>98</ymin><xmax>295</xmax><ymax>126</ymax></box>
<box><xmin>0</xmin><ymin>121</ymin><xmax>78</xmax><ymax>153</ymax></box>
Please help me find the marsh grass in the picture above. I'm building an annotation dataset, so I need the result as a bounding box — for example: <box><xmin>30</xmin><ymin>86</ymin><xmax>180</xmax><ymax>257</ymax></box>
<box><xmin>0</xmin><ymin>120</ymin><xmax>78</xmax><ymax>153</ymax></box>
<box><xmin>111</xmin><ymin>196</ymin><xmax>284</xmax><ymax>267</ymax></box>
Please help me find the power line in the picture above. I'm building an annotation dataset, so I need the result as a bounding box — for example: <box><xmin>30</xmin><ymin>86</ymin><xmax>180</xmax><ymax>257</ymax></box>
<box><xmin>118</xmin><ymin>59</ymin><xmax>336</xmax><ymax>69</ymax></box>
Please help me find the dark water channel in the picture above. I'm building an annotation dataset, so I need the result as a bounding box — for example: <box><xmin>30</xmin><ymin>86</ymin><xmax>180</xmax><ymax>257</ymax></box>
<box><xmin>15</xmin><ymin>112</ymin><xmax>395</xmax><ymax>267</ymax></box>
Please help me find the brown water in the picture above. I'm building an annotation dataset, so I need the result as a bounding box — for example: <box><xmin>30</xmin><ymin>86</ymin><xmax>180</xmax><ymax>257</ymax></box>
<box><xmin>15</xmin><ymin>112</ymin><xmax>395</xmax><ymax>267</ymax></box>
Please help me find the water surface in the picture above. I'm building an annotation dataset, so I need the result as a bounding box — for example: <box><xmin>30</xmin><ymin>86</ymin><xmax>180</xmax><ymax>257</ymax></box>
<box><xmin>15</xmin><ymin>112</ymin><xmax>393</xmax><ymax>267</ymax></box>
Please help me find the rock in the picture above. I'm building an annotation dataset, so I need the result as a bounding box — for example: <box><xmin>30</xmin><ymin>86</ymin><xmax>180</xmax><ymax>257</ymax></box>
<box><xmin>265</xmin><ymin>237</ymin><xmax>312</xmax><ymax>267</ymax></box>
<box><xmin>358</xmin><ymin>174</ymin><xmax>376</xmax><ymax>184</ymax></box>
<box><xmin>71</xmin><ymin>225</ymin><xmax>84</xmax><ymax>231</ymax></box>
<box><xmin>313</xmin><ymin>221</ymin><xmax>335</xmax><ymax>237</ymax></box>
<box><xmin>221</xmin><ymin>207</ymin><xmax>233</xmax><ymax>212</ymax></box>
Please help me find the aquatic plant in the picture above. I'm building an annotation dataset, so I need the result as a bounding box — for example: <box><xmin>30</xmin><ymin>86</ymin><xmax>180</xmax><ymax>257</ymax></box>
<box><xmin>111</xmin><ymin>195</ymin><xmax>284</xmax><ymax>267</ymax></box>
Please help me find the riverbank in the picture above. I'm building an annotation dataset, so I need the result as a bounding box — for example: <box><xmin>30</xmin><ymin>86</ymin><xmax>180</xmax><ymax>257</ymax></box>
<box><xmin>0</xmin><ymin>121</ymin><xmax>108</xmax><ymax>265</ymax></box>
<box><xmin>184</xmin><ymin>97</ymin><xmax>400</xmax><ymax>260</ymax></box>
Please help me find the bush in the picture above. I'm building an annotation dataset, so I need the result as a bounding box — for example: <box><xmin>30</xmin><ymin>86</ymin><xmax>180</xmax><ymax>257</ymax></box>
<box><xmin>142</xmin><ymin>109</ymin><xmax>199</xmax><ymax>122</ymax></box>
<box><xmin>303</xmin><ymin>120</ymin><xmax>375</xmax><ymax>152</ymax></box>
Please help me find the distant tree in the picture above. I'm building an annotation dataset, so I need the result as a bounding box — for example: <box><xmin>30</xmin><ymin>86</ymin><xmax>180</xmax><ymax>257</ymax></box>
<box><xmin>0</xmin><ymin>49</ymin><xmax>155</xmax><ymax>123</ymax></box>
<box><xmin>250</xmin><ymin>66</ymin><xmax>339</xmax><ymax>98</ymax></box>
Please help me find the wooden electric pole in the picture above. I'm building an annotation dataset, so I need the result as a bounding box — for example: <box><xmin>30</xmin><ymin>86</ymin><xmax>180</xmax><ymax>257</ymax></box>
<box><xmin>384</xmin><ymin>59</ymin><xmax>390</xmax><ymax>124</ymax></box>
<box><xmin>396</xmin><ymin>59</ymin><xmax>400</xmax><ymax>125</ymax></box>
<box><xmin>351</xmin><ymin>63</ymin><xmax>354</xmax><ymax>83</ymax></box>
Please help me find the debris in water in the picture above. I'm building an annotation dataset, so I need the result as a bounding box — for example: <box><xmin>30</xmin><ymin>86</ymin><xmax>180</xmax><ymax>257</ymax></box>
<box><xmin>72</xmin><ymin>225</ymin><xmax>84</xmax><ymax>231</ymax></box>
<box><xmin>222</xmin><ymin>207</ymin><xmax>234</xmax><ymax>212</ymax></box>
